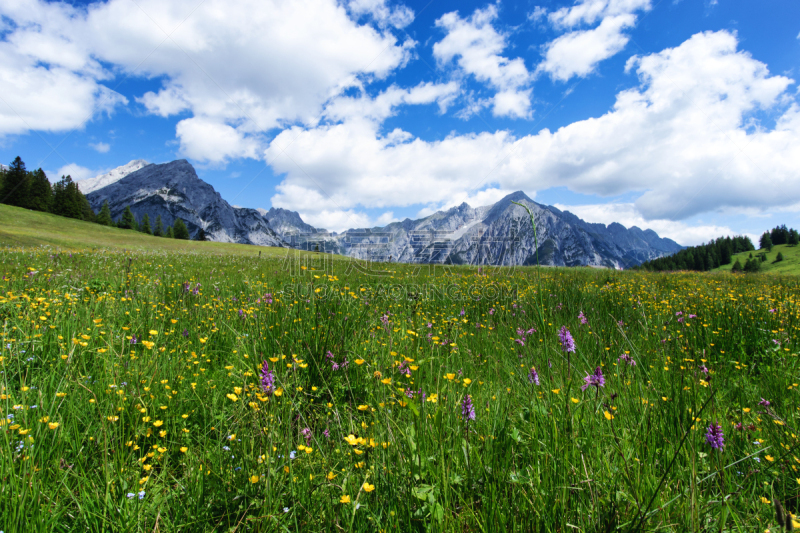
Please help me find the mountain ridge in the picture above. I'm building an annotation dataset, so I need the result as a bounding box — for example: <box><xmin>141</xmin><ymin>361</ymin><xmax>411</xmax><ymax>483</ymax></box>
<box><xmin>85</xmin><ymin>159</ymin><xmax>682</xmax><ymax>268</ymax></box>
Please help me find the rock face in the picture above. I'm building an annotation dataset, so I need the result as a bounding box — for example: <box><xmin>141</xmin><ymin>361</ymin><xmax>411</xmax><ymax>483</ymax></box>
<box><xmin>77</xmin><ymin>160</ymin><xmax>151</xmax><ymax>195</ymax></box>
<box><xmin>85</xmin><ymin>160</ymin><xmax>286</xmax><ymax>247</ymax></box>
<box><xmin>272</xmin><ymin>191</ymin><xmax>682</xmax><ymax>269</ymax></box>
<box><xmin>85</xmin><ymin>158</ymin><xmax>680</xmax><ymax>267</ymax></box>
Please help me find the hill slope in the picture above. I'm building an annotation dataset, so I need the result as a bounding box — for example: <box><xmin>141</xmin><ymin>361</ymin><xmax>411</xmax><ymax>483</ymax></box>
<box><xmin>0</xmin><ymin>204</ymin><xmax>291</xmax><ymax>258</ymax></box>
<box><xmin>713</xmin><ymin>244</ymin><xmax>800</xmax><ymax>275</ymax></box>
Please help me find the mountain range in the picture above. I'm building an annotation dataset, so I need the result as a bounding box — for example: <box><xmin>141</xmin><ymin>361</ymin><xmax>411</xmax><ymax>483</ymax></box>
<box><xmin>79</xmin><ymin>159</ymin><xmax>682</xmax><ymax>268</ymax></box>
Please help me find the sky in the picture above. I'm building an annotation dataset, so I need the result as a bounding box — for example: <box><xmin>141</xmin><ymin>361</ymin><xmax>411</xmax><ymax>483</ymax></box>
<box><xmin>1</xmin><ymin>0</ymin><xmax>799</xmax><ymax>245</ymax></box>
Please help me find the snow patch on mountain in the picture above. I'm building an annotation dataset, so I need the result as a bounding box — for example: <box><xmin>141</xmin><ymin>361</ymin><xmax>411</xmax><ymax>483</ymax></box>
<box><xmin>77</xmin><ymin>160</ymin><xmax>150</xmax><ymax>195</ymax></box>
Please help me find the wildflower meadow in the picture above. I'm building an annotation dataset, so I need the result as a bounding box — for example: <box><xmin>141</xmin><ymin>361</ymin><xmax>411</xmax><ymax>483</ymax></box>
<box><xmin>1</xmin><ymin>245</ymin><xmax>799</xmax><ymax>531</ymax></box>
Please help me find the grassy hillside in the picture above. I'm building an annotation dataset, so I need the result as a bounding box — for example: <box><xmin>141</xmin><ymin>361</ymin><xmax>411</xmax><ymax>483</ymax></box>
<box><xmin>0</xmin><ymin>203</ymin><xmax>295</xmax><ymax>259</ymax></box>
<box><xmin>713</xmin><ymin>243</ymin><xmax>800</xmax><ymax>275</ymax></box>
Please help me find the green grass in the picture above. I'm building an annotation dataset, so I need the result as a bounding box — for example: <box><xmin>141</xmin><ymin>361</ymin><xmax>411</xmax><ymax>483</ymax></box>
<box><xmin>1</xmin><ymin>207</ymin><xmax>800</xmax><ymax>532</ymax></box>
<box><xmin>714</xmin><ymin>243</ymin><xmax>800</xmax><ymax>275</ymax></box>
<box><xmin>0</xmin><ymin>204</ymin><xmax>292</xmax><ymax>258</ymax></box>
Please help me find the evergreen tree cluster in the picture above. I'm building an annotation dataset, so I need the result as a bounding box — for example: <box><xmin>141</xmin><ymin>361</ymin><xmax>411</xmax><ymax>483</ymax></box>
<box><xmin>105</xmin><ymin>204</ymin><xmax>194</xmax><ymax>240</ymax></box>
<box><xmin>0</xmin><ymin>156</ymin><xmax>94</xmax><ymax>221</ymax></box>
<box><xmin>759</xmin><ymin>224</ymin><xmax>799</xmax><ymax>251</ymax></box>
<box><xmin>1</xmin><ymin>156</ymin><xmax>203</xmax><ymax>242</ymax></box>
<box><xmin>635</xmin><ymin>235</ymin><xmax>755</xmax><ymax>272</ymax></box>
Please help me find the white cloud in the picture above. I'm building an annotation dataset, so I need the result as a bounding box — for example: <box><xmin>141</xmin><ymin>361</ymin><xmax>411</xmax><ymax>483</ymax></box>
<box><xmin>539</xmin><ymin>14</ymin><xmax>636</xmax><ymax>81</ymax></box>
<box><xmin>267</xmin><ymin>31</ymin><xmax>799</xmax><ymax>228</ymax></box>
<box><xmin>89</xmin><ymin>141</ymin><xmax>110</xmax><ymax>153</ymax></box>
<box><xmin>322</xmin><ymin>82</ymin><xmax>460</xmax><ymax>124</ymax></box>
<box><xmin>547</xmin><ymin>0</ymin><xmax>651</xmax><ymax>29</ymax></box>
<box><xmin>55</xmin><ymin>163</ymin><xmax>95</xmax><ymax>182</ymax></box>
<box><xmin>539</xmin><ymin>0</ymin><xmax>651</xmax><ymax>81</ymax></box>
<box><xmin>527</xmin><ymin>6</ymin><xmax>547</xmax><ymax>23</ymax></box>
<box><xmin>0</xmin><ymin>0</ymin><xmax>413</xmax><ymax>161</ymax></box>
<box><xmin>175</xmin><ymin>117</ymin><xmax>261</xmax><ymax>163</ymax></box>
<box><xmin>348</xmin><ymin>0</ymin><xmax>414</xmax><ymax>28</ymax></box>
<box><xmin>434</xmin><ymin>5</ymin><xmax>532</xmax><ymax>118</ymax></box>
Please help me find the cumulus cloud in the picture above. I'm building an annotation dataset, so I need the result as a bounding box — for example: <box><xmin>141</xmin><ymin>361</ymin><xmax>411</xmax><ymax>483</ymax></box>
<box><xmin>434</xmin><ymin>5</ymin><xmax>533</xmax><ymax>118</ymax></box>
<box><xmin>539</xmin><ymin>0</ymin><xmax>651</xmax><ymax>81</ymax></box>
<box><xmin>539</xmin><ymin>14</ymin><xmax>636</xmax><ymax>81</ymax></box>
<box><xmin>348</xmin><ymin>0</ymin><xmax>414</xmax><ymax>28</ymax></box>
<box><xmin>0</xmin><ymin>0</ymin><xmax>414</xmax><ymax>161</ymax></box>
<box><xmin>547</xmin><ymin>0</ymin><xmax>651</xmax><ymax>28</ymax></box>
<box><xmin>268</xmin><ymin>31</ymin><xmax>799</xmax><ymax>228</ymax></box>
<box><xmin>89</xmin><ymin>141</ymin><xmax>110</xmax><ymax>153</ymax></box>
<box><xmin>322</xmin><ymin>82</ymin><xmax>460</xmax><ymax>124</ymax></box>
<box><xmin>55</xmin><ymin>163</ymin><xmax>96</xmax><ymax>182</ymax></box>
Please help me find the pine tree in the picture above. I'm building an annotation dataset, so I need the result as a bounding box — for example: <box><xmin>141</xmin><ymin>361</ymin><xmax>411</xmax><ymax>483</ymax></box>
<box><xmin>80</xmin><ymin>195</ymin><xmax>95</xmax><ymax>222</ymax></box>
<box><xmin>789</xmin><ymin>230</ymin><xmax>799</xmax><ymax>246</ymax></box>
<box><xmin>776</xmin><ymin>252</ymin><xmax>784</xmax><ymax>262</ymax></box>
<box><xmin>731</xmin><ymin>259</ymin><xmax>743</xmax><ymax>272</ymax></box>
<box><xmin>96</xmin><ymin>201</ymin><xmax>113</xmax><ymax>226</ymax></box>
<box><xmin>140</xmin><ymin>213</ymin><xmax>152</xmax><ymax>234</ymax></box>
<box><xmin>759</xmin><ymin>232</ymin><xmax>773</xmax><ymax>252</ymax></box>
<box><xmin>744</xmin><ymin>257</ymin><xmax>760</xmax><ymax>273</ymax></box>
<box><xmin>153</xmin><ymin>215</ymin><xmax>164</xmax><ymax>237</ymax></box>
<box><xmin>1</xmin><ymin>156</ymin><xmax>29</xmax><ymax>208</ymax></box>
<box><xmin>173</xmin><ymin>218</ymin><xmax>189</xmax><ymax>240</ymax></box>
<box><xmin>27</xmin><ymin>168</ymin><xmax>52</xmax><ymax>212</ymax></box>
<box><xmin>119</xmin><ymin>206</ymin><xmax>137</xmax><ymax>230</ymax></box>
<box><xmin>166</xmin><ymin>226</ymin><xmax>174</xmax><ymax>238</ymax></box>
<box><xmin>194</xmin><ymin>227</ymin><xmax>207</xmax><ymax>241</ymax></box>
<box><xmin>52</xmin><ymin>175</ymin><xmax>84</xmax><ymax>219</ymax></box>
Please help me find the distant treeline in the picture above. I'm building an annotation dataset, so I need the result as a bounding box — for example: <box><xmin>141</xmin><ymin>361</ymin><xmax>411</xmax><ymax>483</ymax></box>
<box><xmin>636</xmin><ymin>224</ymin><xmax>800</xmax><ymax>273</ymax></box>
<box><xmin>0</xmin><ymin>156</ymin><xmax>200</xmax><ymax>241</ymax></box>
<box><xmin>634</xmin><ymin>235</ymin><xmax>755</xmax><ymax>272</ymax></box>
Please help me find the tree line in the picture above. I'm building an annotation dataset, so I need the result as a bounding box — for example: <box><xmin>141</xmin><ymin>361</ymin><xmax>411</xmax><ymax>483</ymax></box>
<box><xmin>1</xmin><ymin>156</ymin><xmax>201</xmax><ymax>241</ymax></box>
<box><xmin>634</xmin><ymin>235</ymin><xmax>755</xmax><ymax>272</ymax></box>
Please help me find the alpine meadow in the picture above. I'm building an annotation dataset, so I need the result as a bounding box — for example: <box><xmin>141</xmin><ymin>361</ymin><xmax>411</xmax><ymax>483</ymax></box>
<box><xmin>1</xmin><ymin>206</ymin><xmax>799</xmax><ymax>532</ymax></box>
<box><xmin>2</xmin><ymin>0</ymin><xmax>800</xmax><ymax>531</ymax></box>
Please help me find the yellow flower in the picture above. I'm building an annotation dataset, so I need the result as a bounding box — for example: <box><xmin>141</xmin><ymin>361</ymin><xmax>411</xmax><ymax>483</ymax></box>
<box><xmin>249</xmin><ymin>475</ymin><xmax>259</xmax><ymax>484</ymax></box>
<box><xmin>180</xmin><ymin>447</ymin><xmax>188</xmax><ymax>453</ymax></box>
<box><xmin>344</xmin><ymin>434</ymin><xmax>359</xmax><ymax>446</ymax></box>
<box><xmin>761</xmin><ymin>496</ymin><xmax>771</xmax><ymax>504</ymax></box>
<box><xmin>157</xmin><ymin>447</ymin><xmax>167</xmax><ymax>453</ymax></box>
<box><xmin>445</xmin><ymin>373</ymin><xmax>455</xmax><ymax>380</ymax></box>
<box><xmin>18</xmin><ymin>428</ymin><xmax>31</xmax><ymax>435</ymax></box>
<box><xmin>234</xmin><ymin>387</ymin><xmax>242</xmax><ymax>395</ymax></box>
<box><xmin>355</xmin><ymin>359</ymin><xmax>365</xmax><ymax>365</ymax></box>
<box><xmin>107</xmin><ymin>416</ymin><xmax>119</xmax><ymax>422</ymax></box>
<box><xmin>551</xmin><ymin>389</ymin><xmax>560</xmax><ymax>394</ymax></box>
<box><xmin>340</xmin><ymin>495</ymin><xmax>351</xmax><ymax>504</ymax></box>
<box><xmin>48</xmin><ymin>422</ymin><xmax>59</xmax><ymax>430</ymax></box>
<box><xmin>142</xmin><ymin>464</ymin><xmax>152</xmax><ymax>471</ymax></box>
<box><xmin>153</xmin><ymin>420</ymin><xmax>163</xmax><ymax>427</ymax></box>
<box><xmin>765</xmin><ymin>455</ymin><xmax>775</xmax><ymax>462</ymax></box>
<box><xmin>140</xmin><ymin>477</ymin><xmax>149</xmax><ymax>485</ymax></box>
<box><xmin>56</xmin><ymin>392</ymin><xmax>67</xmax><ymax>398</ymax></box>
<box><xmin>381</xmin><ymin>378</ymin><xmax>392</xmax><ymax>385</ymax></box>
<box><xmin>357</xmin><ymin>405</ymin><xmax>369</xmax><ymax>411</ymax></box>
<box><xmin>226</xmin><ymin>393</ymin><xmax>238</xmax><ymax>402</ymax></box>
<box><xmin>327</xmin><ymin>471</ymin><xmax>337</xmax><ymax>480</ymax></box>
<box><xmin>463</xmin><ymin>378</ymin><xmax>472</xmax><ymax>386</ymax></box>
<box><xmin>149</xmin><ymin>330</ymin><xmax>158</xmax><ymax>335</ymax></box>
<box><xmin>305</xmin><ymin>447</ymin><xmax>313</xmax><ymax>454</ymax></box>
<box><xmin>427</xmin><ymin>394</ymin><xmax>438</xmax><ymax>403</ymax></box>
<box><xmin>604</xmin><ymin>411</ymin><xmax>614</xmax><ymax>420</ymax></box>
<box><xmin>362</xmin><ymin>482</ymin><xmax>375</xmax><ymax>492</ymax></box>
<box><xmin>142</xmin><ymin>416</ymin><xmax>151</xmax><ymax>422</ymax></box>
<box><xmin>274</xmin><ymin>388</ymin><xmax>283</xmax><ymax>397</ymax></box>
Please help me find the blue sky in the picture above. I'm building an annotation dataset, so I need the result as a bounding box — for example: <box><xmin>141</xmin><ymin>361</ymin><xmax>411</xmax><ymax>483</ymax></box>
<box><xmin>1</xmin><ymin>0</ymin><xmax>799</xmax><ymax>244</ymax></box>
